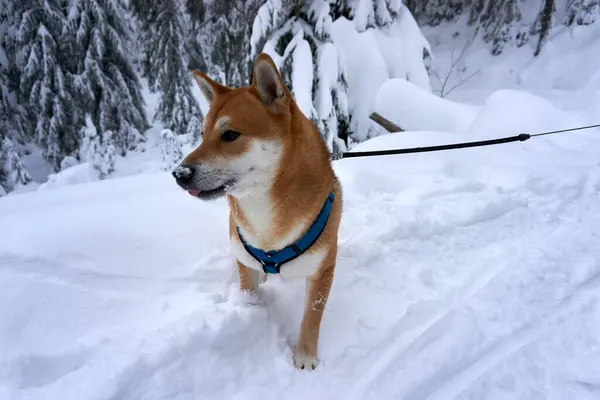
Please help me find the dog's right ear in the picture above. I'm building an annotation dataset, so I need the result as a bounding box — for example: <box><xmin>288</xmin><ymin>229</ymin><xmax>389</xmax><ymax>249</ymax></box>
<box><xmin>251</xmin><ymin>53</ymin><xmax>289</xmax><ymax>110</ymax></box>
<box><xmin>192</xmin><ymin>71</ymin><xmax>231</xmax><ymax>105</ymax></box>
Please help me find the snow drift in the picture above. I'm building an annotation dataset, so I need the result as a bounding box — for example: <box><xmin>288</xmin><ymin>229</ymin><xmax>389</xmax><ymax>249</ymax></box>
<box><xmin>1</xmin><ymin>85</ymin><xmax>600</xmax><ymax>399</ymax></box>
<box><xmin>331</xmin><ymin>6</ymin><xmax>432</xmax><ymax>143</ymax></box>
<box><xmin>372</xmin><ymin>78</ymin><xmax>479</xmax><ymax>132</ymax></box>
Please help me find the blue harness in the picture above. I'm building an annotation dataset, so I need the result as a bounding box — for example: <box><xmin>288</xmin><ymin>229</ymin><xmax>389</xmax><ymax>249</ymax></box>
<box><xmin>236</xmin><ymin>192</ymin><xmax>335</xmax><ymax>274</ymax></box>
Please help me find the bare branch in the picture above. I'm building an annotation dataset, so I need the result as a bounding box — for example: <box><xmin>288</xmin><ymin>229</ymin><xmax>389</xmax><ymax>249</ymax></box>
<box><xmin>431</xmin><ymin>29</ymin><xmax>480</xmax><ymax>98</ymax></box>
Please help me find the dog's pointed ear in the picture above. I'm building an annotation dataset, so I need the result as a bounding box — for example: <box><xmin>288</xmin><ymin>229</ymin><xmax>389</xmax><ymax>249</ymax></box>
<box><xmin>252</xmin><ymin>53</ymin><xmax>288</xmax><ymax>107</ymax></box>
<box><xmin>192</xmin><ymin>70</ymin><xmax>231</xmax><ymax>105</ymax></box>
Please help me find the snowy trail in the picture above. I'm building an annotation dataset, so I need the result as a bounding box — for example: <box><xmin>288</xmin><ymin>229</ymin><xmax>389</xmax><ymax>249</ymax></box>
<box><xmin>418</xmin><ymin>268</ymin><xmax>600</xmax><ymax>400</ymax></box>
<box><xmin>2</xmin><ymin>91</ymin><xmax>600</xmax><ymax>399</ymax></box>
<box><xmin>347</xmin><ymin>185</ymin><xmax>600</xmax><ymax>398</ymax></box>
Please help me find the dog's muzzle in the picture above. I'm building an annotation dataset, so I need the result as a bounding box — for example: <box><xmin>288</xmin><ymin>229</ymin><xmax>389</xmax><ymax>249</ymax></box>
<box><xmin>171</xmin><ymin>164</ymin><xmax>235</xmax><ymax>200</ymax></box>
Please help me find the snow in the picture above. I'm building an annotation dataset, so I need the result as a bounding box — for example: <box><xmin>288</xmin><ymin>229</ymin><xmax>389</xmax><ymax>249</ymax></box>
<box><xmin>331</xmin><ymin>18</ymin><xmax>390</xmax><ymax>140</ymax></box>
<box><xmin>250</xmin><ymin>0</ymin><xmax>283</xmax><ymax>58</ymax></box>
<box><xmin>291</xmin><ymin>37</ymin><xmax>315</xmax><ymax>119</ymax></box>
<box><xmin>331</xmin><ymin>11</ymin><xmax>432</xmax><ymax>142</ymax></box>
<box><xmin>373</xmin><ymin>78</ymin><xmax>479</xmax><ymax>132</ymax></box>
<box><xmin>37</xmin><ymin>163</ymin><xmax>99</xmax><ymax>191</ymax></box>
<box><xmin>307</xmin><ymin>0</ymin><xmax>333</xmax><ymax>39</ymax></box>
<box><xmin>352</xmin><ymin>0</ymin><xmax>376</xmax><ymax>31</ymax></box>
<box><xmin>376</xmin><ymin>4</ymin><xmax>432</xmax><ymax>92</ymax></box>
<box><xmin>3</xmin><ymin>14</ymin><xmax>600</xmax><ymax>400</ymax></box>
<box><xmin>315</xmin><ymin>43</ymin><xmax>339</xmax><ymax>118</ymax></box>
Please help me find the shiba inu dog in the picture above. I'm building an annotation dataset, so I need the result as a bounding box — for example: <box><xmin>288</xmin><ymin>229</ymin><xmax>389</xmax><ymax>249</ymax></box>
<box><xmin>172</xmin><ymin>53</ymin><xmax>342</xmax><ymax>370</ymax></box>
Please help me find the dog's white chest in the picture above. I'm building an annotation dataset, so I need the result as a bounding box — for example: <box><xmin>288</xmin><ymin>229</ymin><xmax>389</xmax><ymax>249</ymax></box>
<box><xmin>231</xmin><ymin>238</ymin><xmax>326</xmax><ymax>279</ymax></box>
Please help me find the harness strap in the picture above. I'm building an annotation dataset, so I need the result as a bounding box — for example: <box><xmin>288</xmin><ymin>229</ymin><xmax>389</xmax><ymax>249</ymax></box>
<box><xmin>237</xmin><ymin>192</ymin><xmax>335</xmax><ymax>274</ymax></box>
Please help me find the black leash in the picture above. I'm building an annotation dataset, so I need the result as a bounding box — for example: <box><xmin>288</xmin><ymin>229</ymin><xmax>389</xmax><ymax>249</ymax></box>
<box><xmin>331</xmin><ymin>124</ymin><xmax>600</xmax><ymax>161</ymax></box>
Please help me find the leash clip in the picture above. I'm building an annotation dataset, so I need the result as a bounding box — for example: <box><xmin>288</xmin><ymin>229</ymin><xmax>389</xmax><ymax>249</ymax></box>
<box><xmin>260</xmin><ymin>259</ymin><xmax>280</xmax><ymax>274</ymax></box>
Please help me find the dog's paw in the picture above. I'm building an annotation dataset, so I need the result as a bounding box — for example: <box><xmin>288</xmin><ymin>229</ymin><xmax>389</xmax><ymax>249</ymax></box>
<box><xmin>228</xmin><ymin>286</ymin><xmax>262</xmax><ymax>306</ymax></box>
<box><xmin>293</xmin><ymin>351</ymin><xmax>319</xmax><ymax>371</ymax></box>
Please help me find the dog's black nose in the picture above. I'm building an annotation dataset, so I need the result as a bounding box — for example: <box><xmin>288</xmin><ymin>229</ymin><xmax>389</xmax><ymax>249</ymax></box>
<box><xmin>172</xmin><ymin>164</ymin><xmax>194</xmax><ymax>186</ymax></box>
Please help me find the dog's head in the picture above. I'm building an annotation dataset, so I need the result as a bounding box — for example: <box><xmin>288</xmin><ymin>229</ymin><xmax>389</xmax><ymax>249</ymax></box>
<box><xmin>172</xmin><ymin>53</ymin><xmax>293</xmax><ymax>200</ymax></box>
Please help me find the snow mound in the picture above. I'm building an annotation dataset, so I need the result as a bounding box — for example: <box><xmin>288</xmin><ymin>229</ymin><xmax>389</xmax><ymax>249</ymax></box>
<box><xmin>4</xmin><ymin>21</ymin><xmax>600</xmax><ymax>396</ymax></box>
<box><xmin>38</xmin><ymin>163</ymin><xmax>100</xmax><ymax>191</ymax></box>
<box><xmin>373</xmin><ymin>78</ymin><xmax>479</xmax><ymax>132</ymax></box>
<box><xmin>331</xmin><ymin>18</ymin><xmax>389</xmax><ymax>140</ymax></box>
<box><xmin>2</xmin><ymin>87</ymin><xmax>600</xmax><ymax>399</ymax></box>
<box><xmin>465</xmin><ymin>89</ymin><xmax>586</xmax><ymax>139</ymax></box>
<box><xmin>331</xmin><ymin>12</ymin><xmax>431</xmax><ymax>142</ymax></box>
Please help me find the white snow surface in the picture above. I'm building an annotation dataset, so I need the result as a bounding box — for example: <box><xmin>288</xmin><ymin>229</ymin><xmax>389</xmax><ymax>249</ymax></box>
<box><xmin>373</xmin><ymin>78</ymin><xmax>479</xmax><ymax>132</ymax></box>
<box><xmin>331</xmin><ymin>12</ymin><xmax>432</xmax><ymax>142</ymax></box>
<box><xmin>3</xmin><ymin>21</ymin><xmax>600</xmax><ymax>400</ymax></box>
<box><xmin>37</xmin><ymin>163</ymin><xmax>100</xmax><ymax>191</ymax></box>
<box><xmin>291</xmin><ymin>36</ymin><xmax>315</xmax><ymax>120</ymax></box>
<box><xmin>2</xmin><ymin>87</ymin><xmax>600</xmax><ymax>399</ymax></box>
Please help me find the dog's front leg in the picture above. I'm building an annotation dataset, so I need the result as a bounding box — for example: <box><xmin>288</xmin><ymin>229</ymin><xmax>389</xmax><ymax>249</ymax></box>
<box><xmin>293</xmin><ymin>264</ymin><xmax>335</xmax><ymax>370</ymax></box>
<box><xmin>237</xmin><ymin>260</ymin><xmax>265</xmax><ymax>294</ymax></box>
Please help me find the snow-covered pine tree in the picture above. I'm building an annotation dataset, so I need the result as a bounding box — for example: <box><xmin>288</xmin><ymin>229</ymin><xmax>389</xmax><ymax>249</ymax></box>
<box><xmin>208</xmin><ymin>0</ymin><xmax>263</xmax><ymax>87</ymax></box>
<box><xmin>183</xmin><ymin>0</ymin><xmax>208</xmax><ymax>72</ymax></box>
<box><xmin>250</xmin><ymin>0</ymin><xmax>351</xmax><ymax>151</ymax></box>
<box><xmin>79</xmin><ymin>115</ymin><xmax>101</xmax><ymax>169</ymax></box>
<box><xmin>78</xmin><ymin>117</ymin><xmax>116</xmax><ymax>179</ymax></box>
<box><xmin>153</xmin><ymin>0</ymin><xmax>203</xmax><ymax>137</ymax></box>
<box><xmin>159</xmin><ymin>128</ymin><xmax>183</xmax><ymax>171</ymax></box>
<box><xmin>65</xmin><ymin>0</ymin><xmax>149</xmax><ymax>156</ymax></box>
<box><xmin>0</xmin><ymin>19</ymin><xmax>11</xmax><ymax>145</ymax></box>
<box><xmin>18</xmin><ymin>0</ymin><xmax>76</xmax><ymax>170</ymax></box>
<box><xmin>473</xmin><ymin>0</ymin><xmax>529</xmax><ymax>55</ymax></box>
<box><xmin>564</xmin><ymin>0</ymin><xmax>599</xmax><ymax>26</ymax></box>
<box><xmin>1</xmin><ymin>136</ymin><xmax>33</xmax><ymax>191</ymax></box>
<box><xmin>423</xmin><ymin>0</ymin><xmax>467</xmax><ymax>26</ymax></box>
<box><xmin>0</xmin><ymin>133</ymin><xmax>8</xmax><ymax>195</ymax></box>
<box><xmin>330</xmin><ymin>0</ymin><xmax>402</xmax><ymax>31</ymax></box>
<box><xmin>1</xmin><ymin>0</ymin><xmax>29</xmax><ymax>147</ymax></box>
<box><xmin>131</xmin><ymin>0</ymin><xmax>202</xmax><ymax>137</ymax></box>
<box><xmin>330</xmin><ymin>0</ymin><xmax>352</xmax><ymax>20</ymax></box>
<box><xmin>129</xmin><ymin>0</ymin><xmax>157</xmax><ymax>88</ymax></box>
<box><xmin>186</xmin><ymin>116</ymin><xmax>202</xmax><ymax>144</ymax></box>
<box><xmin>98</xmin><ymin>130</ymin><xmax>116</xmax><ymax>178</ymax></box>
<box><xmin>534</xmin><ymin>0</ymin><xmax>555</xmax><ymax>56</ymax></box>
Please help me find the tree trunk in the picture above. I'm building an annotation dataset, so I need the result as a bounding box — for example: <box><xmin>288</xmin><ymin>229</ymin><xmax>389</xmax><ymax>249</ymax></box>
<box><xmin>369</xmin><ymin>112</ymin><xmax>403</xmax><ymax>133</ymax></box>
<box><xmin>535</xmin><ymin>0</ymin><xmax>554</xmax><ymax>56</ymax></box>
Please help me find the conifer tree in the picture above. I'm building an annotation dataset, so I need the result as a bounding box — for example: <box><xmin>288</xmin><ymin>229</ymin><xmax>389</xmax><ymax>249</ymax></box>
<box><xmin>1</xmin><ymin>136</ymin><xmax>33</xmax><ymax>191</ymax></box>
<box><xmin>564</xmin><ymin>0</ymin><xmax>599</xmax><ymax>26</ymax></box>
<box><xmin>209</xmin><ymin>0</ymin><xmax>263</xmax><ymax>87</ymax></box>
<box><xmin>79</xmin><ymin>117</ymin><xmax>117</xmax><ymax>179</ymax></box>
<box><xmin>534</xmin><ymin>0</ymin><xmax>555</xmax><ymax>56</ymax></box>
<box><xmin>131</xmin><ymin>0</ymin><xmax>202</xmax><ymax>137</ymax></box>
<box><xmin>0</xmin><ymin>133</ymin><xmax>8</xmax><ymax>195</ymax></box>
<box><xmin>330</xmin><ymin>0</ymin><xmax>403</xmax><ymax>31</ymax></box>
<box><xmin>424</xmin><ymin>0</ymin><xmax>467</xmax><ymax>25</ymax></box>
<box><xmin>65</xmin><ymin>0</ymin><xmax>150</xmax><ymax>156</ymax></box>
<box><xmin>471</xmin><ymin>0</ymin><xmax>529</xmax><ymax>55</ymax></box>
<box><xmin>159</xmin><ymin>128</ymin><xmax>183</xmax><ymax>171</ymax></box>
<box><xmin>18</xmin><ymin>0</ymin><xmax>74</xmax><ymax>169</ymax></box>
<box><xmin>183</xmin><ymin>0</ymin><xmax>208</xmax><ymax>72</ymax></box>
<box><xmin>0</xmin><ymin>0</ymin><xmax>24</xmax><ymax>144</ymax></box>
<box><xmin>250</xmin><ymin>0</ymin><xmax>351</xmax><ymax>151</ymax></box>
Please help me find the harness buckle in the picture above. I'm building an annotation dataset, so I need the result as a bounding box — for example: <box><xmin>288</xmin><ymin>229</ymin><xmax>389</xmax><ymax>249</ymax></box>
<box><xmin>260</xmin><ymin>260</ymin><xmax>280</xmax><ymax>274</ymax></box>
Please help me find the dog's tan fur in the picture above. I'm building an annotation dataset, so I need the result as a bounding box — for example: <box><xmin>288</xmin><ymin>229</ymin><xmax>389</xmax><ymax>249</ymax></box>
<box><xmin>180</xmin><ymin>53</ymin><xmax>342</xmax><ymax>370</ymax></box>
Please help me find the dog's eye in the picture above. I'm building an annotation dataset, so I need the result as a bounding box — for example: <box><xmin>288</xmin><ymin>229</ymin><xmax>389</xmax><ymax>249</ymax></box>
<box><xmin>221</xmin><ymin>130</ymin><xmax>241</xmax><ymax>142</ymax></box>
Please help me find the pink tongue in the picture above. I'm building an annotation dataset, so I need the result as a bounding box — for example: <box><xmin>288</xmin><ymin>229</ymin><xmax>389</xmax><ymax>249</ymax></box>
<box><xmin>188</xmin><ymin>190</ymin><xmax>200</xmax><ymax>197</ymax></box>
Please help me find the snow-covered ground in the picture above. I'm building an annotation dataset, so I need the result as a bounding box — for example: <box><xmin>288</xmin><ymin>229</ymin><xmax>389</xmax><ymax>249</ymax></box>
<box><xmin>2</xmin><ymin>21</ymin><xmax>600</xmax><ymax>400</ymax></box>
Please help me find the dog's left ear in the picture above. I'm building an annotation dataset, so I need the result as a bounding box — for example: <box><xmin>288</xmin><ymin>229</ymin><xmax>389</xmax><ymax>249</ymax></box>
<box><xmin>192</xmin><ymin>70</ymin><xmax>231</xmax><ymax>105</ymax></box>
<box><xmin>252</xmin><ymin>53</ymin><xmax>289</xmax><ymax>109</ymax></box>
